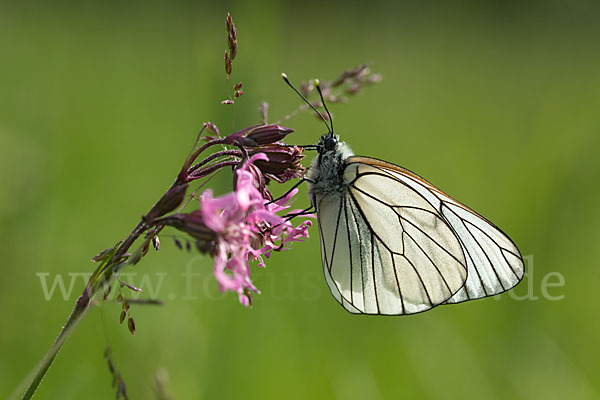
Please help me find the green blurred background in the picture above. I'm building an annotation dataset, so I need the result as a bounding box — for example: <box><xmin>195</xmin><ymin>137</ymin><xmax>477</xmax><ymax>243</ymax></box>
<box><xmin>1</xmin><ymin>0</ymin><xmax>599</xmax><ymax>399</ymax></box>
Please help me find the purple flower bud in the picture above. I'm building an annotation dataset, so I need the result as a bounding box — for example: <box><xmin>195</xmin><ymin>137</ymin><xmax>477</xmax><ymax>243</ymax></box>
<box><xmin>182</xmin><ymin>212</ymin><xmax>218</xmax><ymax>242</ymax></box>
<box><xmin>155</xmin><ymin>212</ymin><xmax>218</xmax><ymax>255</ymax></box>
<box><xmin>146</xmin><ymin>183</ymin><xmax>188</xmax><ymax>222</ymax></box>
<box><xmin>119</xmin><ymin>310</ymin><xmax>126</xmax><ymax>324</ymax></box>
<box><xmin>249</xmin><ymin>145</ymin><xmax>306</xmax><ymax>183</ymax></box>
<box><xmin>227</xmin><ymin>124</ymin><xmax>294</xmax><ymax>147</ymax></box>
<box><xmin>247</xmin><ymin>124</ymin><xmax>293</xmax><ymax>144</ymax></box>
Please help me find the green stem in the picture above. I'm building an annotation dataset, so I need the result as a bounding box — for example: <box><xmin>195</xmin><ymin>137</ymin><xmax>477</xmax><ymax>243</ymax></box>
<box><xmin>19</xmin><ymin>293</ymin><xmax>90</xmax><ymax>400</ymax></box>
<box><xmin>17</xmin><ymin>220</ymin><xmax>149</xmax><ymax>399</ymax></box>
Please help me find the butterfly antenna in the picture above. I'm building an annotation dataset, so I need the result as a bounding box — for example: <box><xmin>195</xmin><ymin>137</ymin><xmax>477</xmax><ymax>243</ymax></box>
<box><xmin>281</xmin><ymin>73</ymin><xmax>332</xmax><ymax>134</ymax></box>
<box><xmin>314</xmin><ymin>79</ymin><xmax>334</xmax><ymax>136</ymax></box>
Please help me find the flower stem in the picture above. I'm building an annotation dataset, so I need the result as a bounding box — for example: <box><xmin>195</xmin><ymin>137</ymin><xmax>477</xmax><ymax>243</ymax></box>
<box><xmin>17</xmin><ymin>220</ymin><xmax>149</xmax><ymax>399</ymax></box>
<box><xmin>18</xmin><ymin>293</ymin><xmax>89</xmax><ymax>400</ymax></box>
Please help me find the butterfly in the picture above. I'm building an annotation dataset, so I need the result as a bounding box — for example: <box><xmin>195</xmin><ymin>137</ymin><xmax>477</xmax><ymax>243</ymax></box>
<box><xmin>283</xmin><ymin>74</ymin><xmax>525</xmax><ymax>315</ymax></box>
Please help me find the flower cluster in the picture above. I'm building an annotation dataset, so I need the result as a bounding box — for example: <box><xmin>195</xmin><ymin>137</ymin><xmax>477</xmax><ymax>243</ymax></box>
<box><xmin>155</xmin><ymin>131</ymin><xmax>311</xmax><ymax>306</ymax></box>
<box><xmin>144</xmin><ymin>11</ymin><xmax>313</xmax><ymax>305</ymax></box>
<box><xmin>203</xmin><ymin>154</ymin><xmax>311</xmax><ymax>305</ymax></box>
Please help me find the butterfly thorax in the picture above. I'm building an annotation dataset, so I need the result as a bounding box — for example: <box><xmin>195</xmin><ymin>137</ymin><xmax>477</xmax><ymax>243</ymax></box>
<box><xmin>307</xmin><ymin>134</ymin><xmax>354</xmax><ymax>204</ymax></box>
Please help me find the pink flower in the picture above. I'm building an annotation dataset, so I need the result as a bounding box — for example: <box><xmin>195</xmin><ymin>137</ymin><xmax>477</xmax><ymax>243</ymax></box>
<box><xmin>199</xmin><ymin>154</ymin><xmax>312</xmax><ymax>306</ymax></box>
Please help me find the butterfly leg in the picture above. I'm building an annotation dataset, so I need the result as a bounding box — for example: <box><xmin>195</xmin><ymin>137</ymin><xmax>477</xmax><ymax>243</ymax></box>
<box><xmin>266</xmin><ymin>178</ymin><xmax>312</xmax><ymax>205</ymax></box>
<box><xmin>284</xmin><ymin>205</ymin><xmax>315</xmax><ymax>221</ymax></box>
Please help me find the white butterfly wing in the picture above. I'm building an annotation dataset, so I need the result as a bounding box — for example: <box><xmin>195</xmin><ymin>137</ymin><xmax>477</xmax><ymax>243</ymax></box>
<box><xmin>315</xmin><ymin>162</ymin><xmax>468</xmax><ymax>315</ymax></box>
<box><xmin>347</xmin><ymin>156</ymin><xmax>525</xmax><ymax>305</ymax></box>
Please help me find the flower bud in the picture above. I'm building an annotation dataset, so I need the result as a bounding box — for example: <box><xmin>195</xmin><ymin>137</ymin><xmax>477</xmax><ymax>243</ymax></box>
<box><xmin>227</xmin><ymin>124</ymin><xmax>294</xmax><ymax>147</ymax></box>
<box><xmin>246</xmin><ymin>124</ymin><xmax>293</xmax><ymax>145</ymax></box>
<box><xmin>156</xmin><ymin>212</ymin><xmax>218</xmax><ymax>245</ymax></box>
<box><xmin>146</xmin><ymin>182</ymin><xmax>188</xmax><ymax>222</ymax></box>
<box><xmin>249</xmin><ymin>145</ymin><xmax>306</xmax><ymax>183</ymax></box>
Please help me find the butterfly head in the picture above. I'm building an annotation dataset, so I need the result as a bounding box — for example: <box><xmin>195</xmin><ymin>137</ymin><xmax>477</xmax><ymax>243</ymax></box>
<box><xmin>317</xmin><ymin>133</ymin><xmax>339</xmax><ymax>154</ymax></box>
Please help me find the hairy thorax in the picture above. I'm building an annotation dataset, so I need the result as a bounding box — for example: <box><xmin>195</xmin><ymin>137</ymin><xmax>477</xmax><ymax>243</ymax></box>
<box><xmin>307</xmin><ymin>141</ymin><xmax>354</xmax><ymax>203</ymax></box>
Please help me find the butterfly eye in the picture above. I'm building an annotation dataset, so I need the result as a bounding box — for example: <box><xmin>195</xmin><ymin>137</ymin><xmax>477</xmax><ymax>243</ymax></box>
<box><xmin>324</xmin><ymin>136</ymin><xmax>337</xmax><ymax>151</ymax></box>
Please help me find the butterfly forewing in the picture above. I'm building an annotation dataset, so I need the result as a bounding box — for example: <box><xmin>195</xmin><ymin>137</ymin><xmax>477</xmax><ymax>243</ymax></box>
<box><xmin>347</xmin><ymin>156</ymin><xmax>525</xmax><ymax>305</ymax></box>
